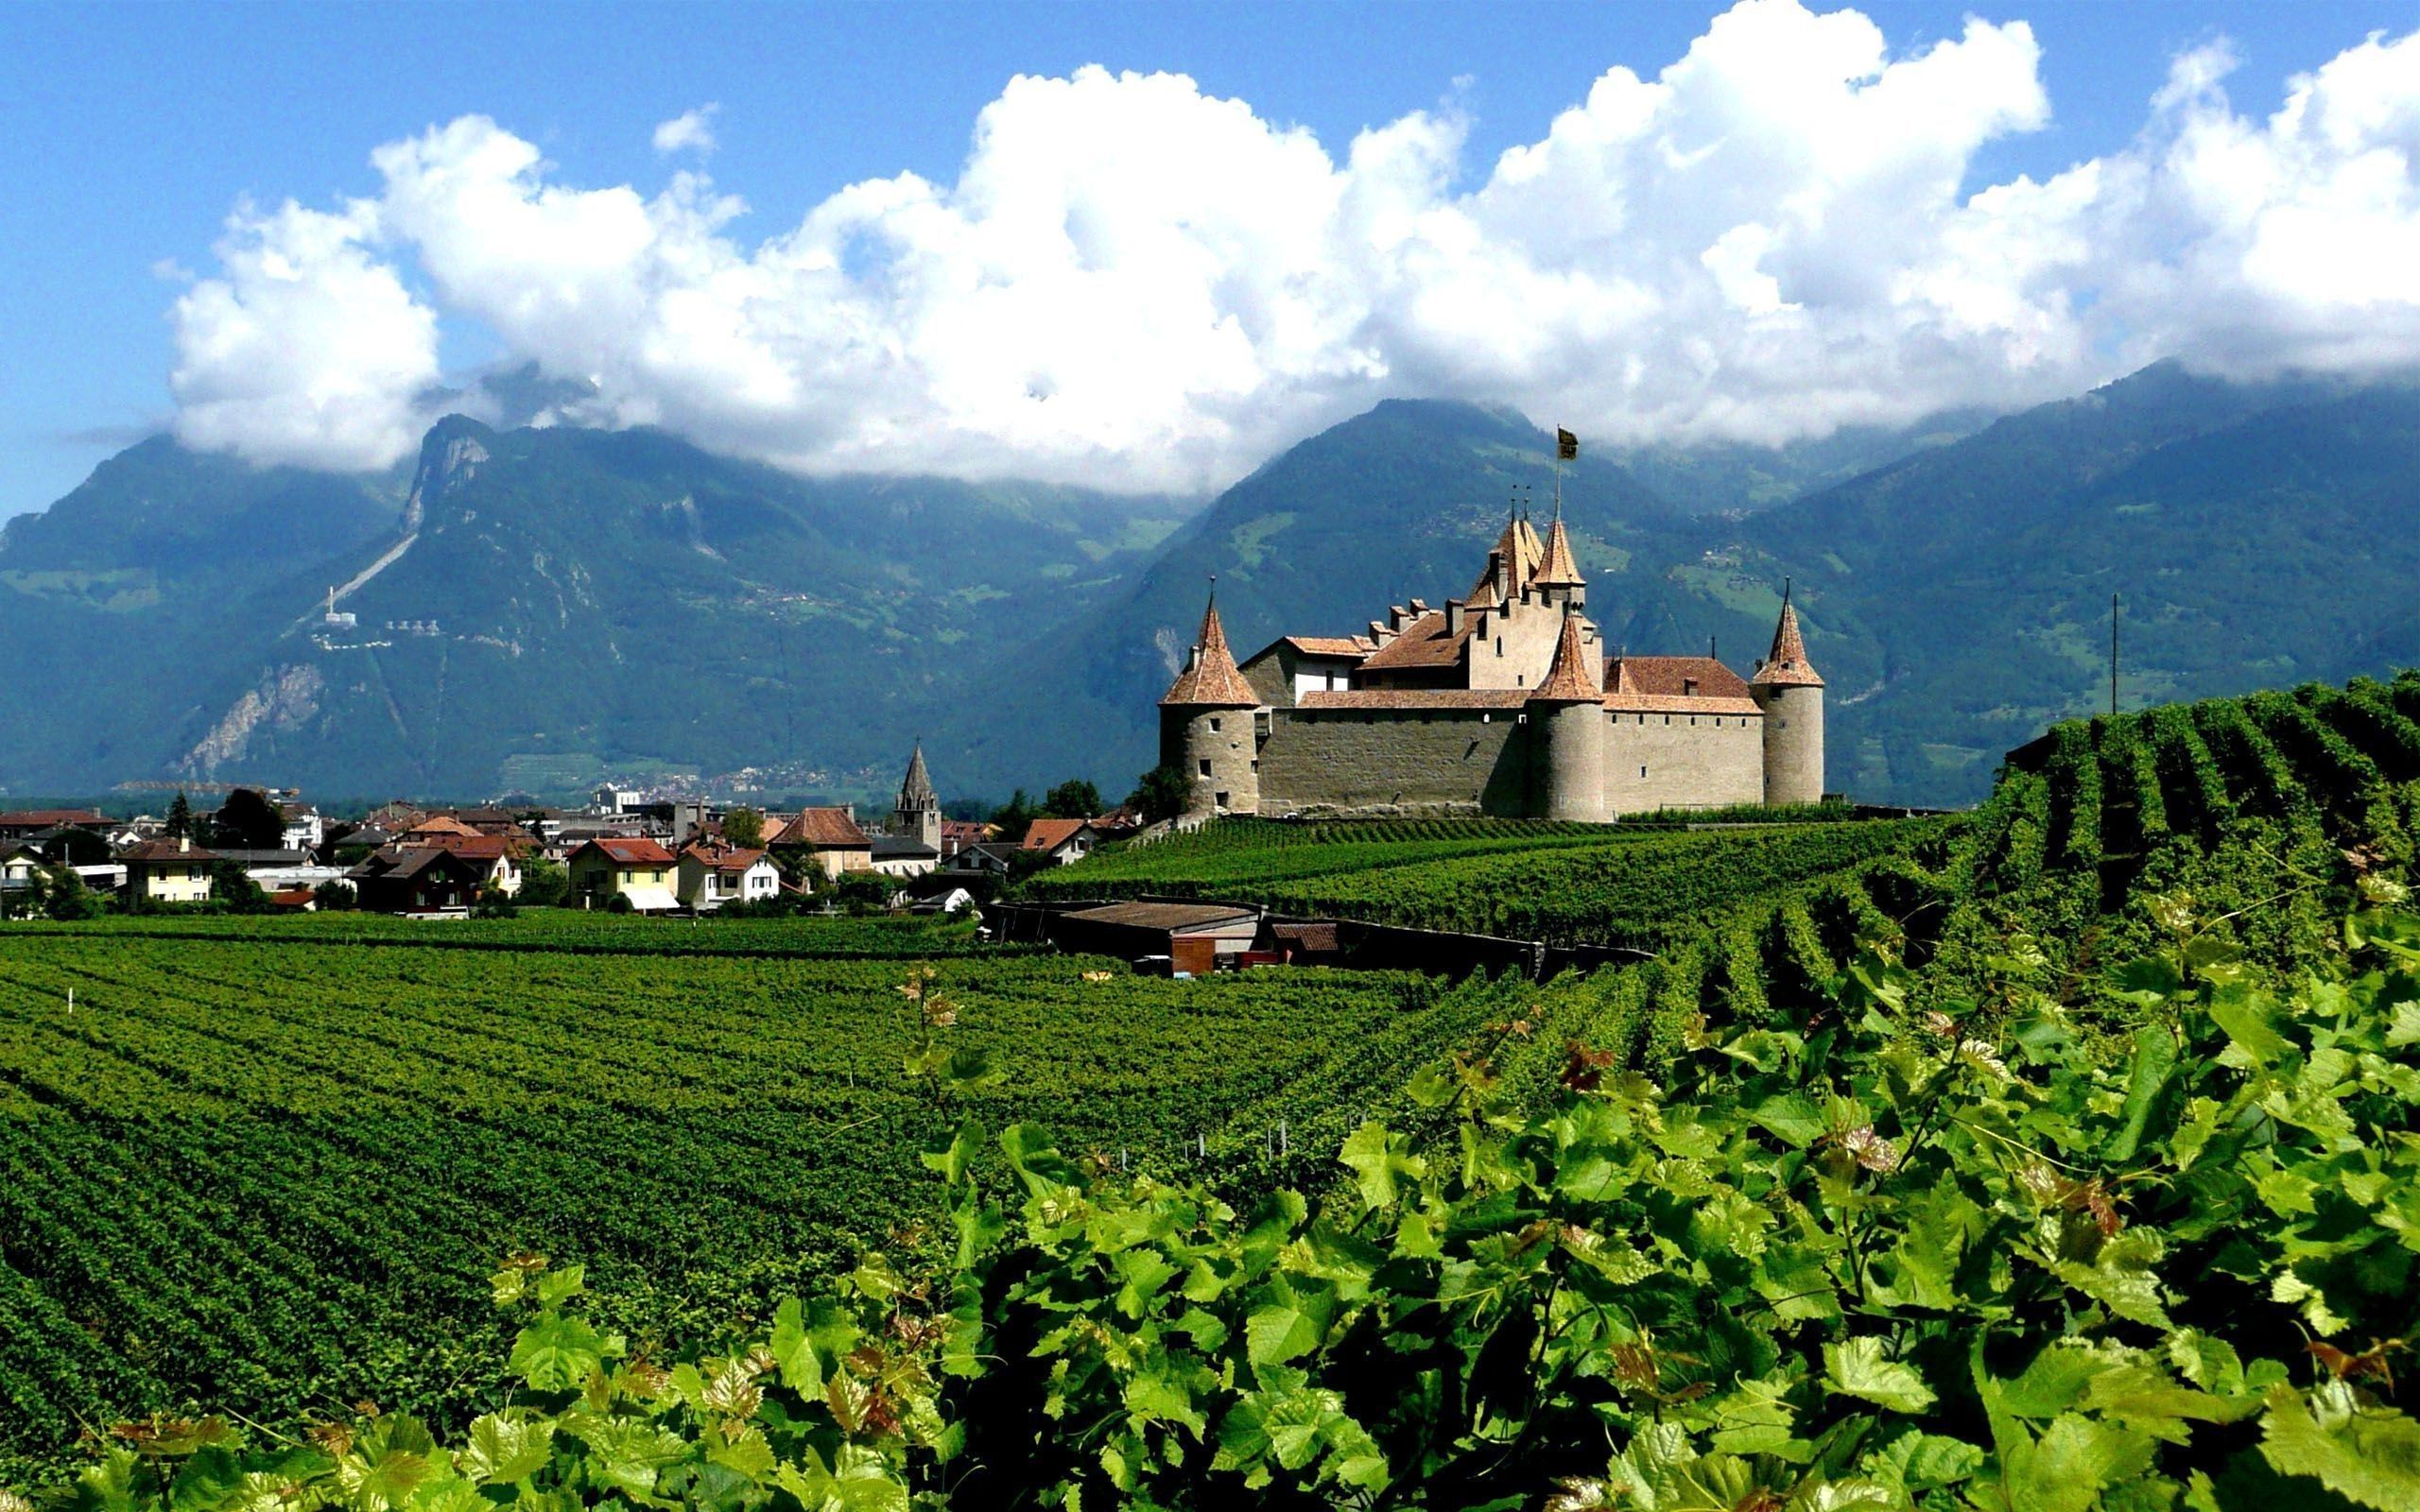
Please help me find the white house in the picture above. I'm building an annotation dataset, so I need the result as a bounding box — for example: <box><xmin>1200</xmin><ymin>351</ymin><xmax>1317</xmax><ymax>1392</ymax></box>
<box><xmin>675</xmin><ymin>846</ymin><xmax>782</xmax><ymax>911</ymax></box>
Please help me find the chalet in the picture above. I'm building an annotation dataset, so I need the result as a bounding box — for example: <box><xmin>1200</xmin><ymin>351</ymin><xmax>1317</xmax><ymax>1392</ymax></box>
<box><xmin>943</xmin><ymin>841</ymin><xmax>1021</xmax><ymax>878</ymax></box>
<box><xmin>1020</xmin><ymin>818</ymin><xmax>1102</xmax><ymax>867</ymax></box>
<box><xmin>0</xmin><ymin>843</ymin><xmax>43</xmax><ymax>898</ymax></box>
<box><xmin>769</xmin><ymin>808</ymin><xmax>872</xmax><ymax>880</ymax></box>
<box><xmin>346</xmin><ymin>846</ymin><xmax>483</xmax><ymax>913</ymax></box>
<box><xmin>1050</xmin><ymin>902</ymin><xmax>1262</xmax><ymax>975</ymax></box>
<box><xmin>418</xmin><ymin>833</ymin><xmax>533</xmax><ymax>894</ymax></box>
<box><xmin>675</xmin><ymin>846</ymin><xmax>781</xmax><ymax>911</ymax></box>
<box><xmin>566</xmin><ymin>837</ymin><xmax>680</xmax><ymax>912</ymax></box>
<box><xmin>118</xmin><ymin>836</ymin><xmax>216</xmax><ymax>905</ymax></box>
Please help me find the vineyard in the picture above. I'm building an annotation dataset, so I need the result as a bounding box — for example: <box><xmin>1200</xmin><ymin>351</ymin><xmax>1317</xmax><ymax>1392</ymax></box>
<box><xmin>17</xmin><ymin>673</ymin><xmax>2420</xmax><ymax>1502</ymax></box>
<box><xmin>1033</xmin><ymin>812</ymin><xmax>1937</xmax><ymax>947</ymax></box>
<box><xmin>0</xmin><ymin>935</ymin><xmax>1500</xmax><ymax>1483</ymax></box>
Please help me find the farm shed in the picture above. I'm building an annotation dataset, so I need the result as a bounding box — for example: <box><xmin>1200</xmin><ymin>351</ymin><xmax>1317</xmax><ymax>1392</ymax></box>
<box><xmin>1052</xmin><ymin>902</ymin><xmax>1262</xmax><ymax>974</ymax></box>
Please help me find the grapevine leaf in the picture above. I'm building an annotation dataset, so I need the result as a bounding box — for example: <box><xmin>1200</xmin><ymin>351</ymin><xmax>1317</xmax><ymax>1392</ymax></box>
<box><xmin>769</xmin><ymin>1297</ymin><xmax>858</xmax><ymax>1397</ymax></box>
<box><xmin>509</xmin><ymin>1314</ymin><xmax>608</xmax><ymax>1392</ymax></box>
<box><xmin>1823</xmin><ymin>1337</ymin><xmax>1936</xmax><ymax>1414</ymax></box>
<box><xmin>1245</xmin><ymin>1277</ymin><xmax>1336</xmax><ymax>1369</ymax></box>
<box><xmin>920</xmin><ymin>1119</ymin><xmax>980</xmax><ymax>1186</ymax></box>
<box><xmin>1749</xmin><ymin>1091</ymin><xmax>1828</xmax><ymax>1148</ymax></box>
<box><xmin>2259</xmin><ymin>1383</ymin><xmax>2420</xmax><ymax>1512</ymax></box>
<box><xmin>460</xmin><ymin>1415</ymin><xmax>554</xmax><ymax>1486</ymax></box>
<box><xmin>1338</xmin><ymin>1122</ymin><xmax>1425</xmax><ymax>1211</ymax></box>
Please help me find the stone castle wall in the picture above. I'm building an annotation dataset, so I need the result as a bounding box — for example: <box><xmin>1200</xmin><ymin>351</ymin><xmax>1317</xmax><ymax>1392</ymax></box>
<box><xmin>1756</xmin><ymin>684</ymin><xmax>1824</xmax><ymax>804</ymax></box>
<box><xmin>1602</xmin><ymin>707</ymin><xmax>1766</xmax><ymax>813</ymax></box>
<box><xmin>1258</xmin><ymin>707</ymin><xmax>1529</xmax><ymax>816</ymax></box>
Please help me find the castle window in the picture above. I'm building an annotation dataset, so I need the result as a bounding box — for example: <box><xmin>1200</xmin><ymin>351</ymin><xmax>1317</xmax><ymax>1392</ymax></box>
<box><xmin>1251</xmin><ymin>760</ymin><xmax>1259</xmax><ymax>773</ymax></box>
<box><xmin>1640</xmin><ymin>766</ymin><xmax>1649</xmax><ymax>779</ymax></box>
<box><xmin>1495</xmin><ymin>637</ymin><xmax>1503</xmax><ymax>657</ymax></box>
<box><xmin>1689</xmin><ymin>716</ymin><xmax>1696</xmax><ymax>726</ymax></box>
<box><xmin>1209</xmin><ymin>716</ymin><xmax>1221</xmax><ymax>732</ymax></box>
<box><xmin>1663</xmin><ymin>715</ymin><xmax>1670</xmax><ymax>726</ymax></box>
<box><xmin>1198</xmin><ymin>759</ymin><xmax>1212</xmax><ymax>777</ymax></box>
<box><xmin>1215</xmin><ymin>791</ymin><xmax>1230</xmax><ymax>808</ymax></box>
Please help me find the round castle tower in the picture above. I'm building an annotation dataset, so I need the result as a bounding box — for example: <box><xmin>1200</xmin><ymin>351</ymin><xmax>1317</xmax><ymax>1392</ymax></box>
<box><xmin>1159</xmin><ymin>592</ymin><xmax>1263</xmax><ymax>816</ymax></box>
<box><xmin>1750</xmin><ymin>586</ymin><xmax>1824</xmax><ymax>806</ymax></box>
<box><xmin>1529</xmin><ymin>607</ymin><xmax>1608</xmax><ymax>822</ymax></box>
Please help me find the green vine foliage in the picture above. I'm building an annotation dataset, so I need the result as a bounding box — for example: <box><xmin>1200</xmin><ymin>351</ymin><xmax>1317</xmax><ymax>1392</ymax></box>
<box><xmin>38</xmin><ymin>884</ymin><xmax>2420</xmax><ymax>1512</ymax></box>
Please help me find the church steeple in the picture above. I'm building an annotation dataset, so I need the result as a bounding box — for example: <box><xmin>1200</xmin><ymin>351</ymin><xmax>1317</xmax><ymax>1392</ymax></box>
<box><xmin>891</xmin><ymin>741</ymin><xmax>942</xmax><ymax>849</ymax></box>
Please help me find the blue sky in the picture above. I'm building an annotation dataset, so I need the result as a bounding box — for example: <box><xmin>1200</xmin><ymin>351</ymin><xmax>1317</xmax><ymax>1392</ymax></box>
<box><xmin>5</xmin><ymin>0</ymin><xmax>2417</xmax><ymax>518</ymax></box>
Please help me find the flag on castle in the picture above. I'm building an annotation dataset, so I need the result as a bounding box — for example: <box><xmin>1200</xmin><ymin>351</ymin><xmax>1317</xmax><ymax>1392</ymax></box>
<box><xmin>1556</xmin><ymin>427</ymin><xmax>1579</xmax><ymax>460</ymax></box>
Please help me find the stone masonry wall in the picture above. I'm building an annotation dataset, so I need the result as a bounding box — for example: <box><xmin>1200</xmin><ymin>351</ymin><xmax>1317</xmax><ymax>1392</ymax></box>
<box><xmin>1601</xmin><ymin>707</ymin><xmax>1766</xmax><ymax>813</ymax></box>
<box><xmin>1258</xmin><ymin>707</ymin><xmax>1530</xmax><ymax>816</ymax></box>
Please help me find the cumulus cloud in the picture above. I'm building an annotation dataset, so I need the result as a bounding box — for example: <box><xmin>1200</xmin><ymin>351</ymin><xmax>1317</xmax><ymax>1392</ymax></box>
<box><xmin>165</xmin><ymin>0</ymin><xmax>2420</xmax><ymax>490</ymax></box>
<box><xmin>169</xmin><ymin>197</ymin><xmax>440</xmax><ymax>472</ymax></box>
<box><xmin>652</xmin><ymin>104</ymin><xmax>718</xmax><ymax>156</ymax></box>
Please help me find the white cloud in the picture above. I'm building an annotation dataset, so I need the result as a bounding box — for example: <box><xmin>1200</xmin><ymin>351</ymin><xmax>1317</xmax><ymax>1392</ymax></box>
<box><xmin>168</xmin><ymin>197</ymin><xmax>440</xmax><ymax>472</ymax></box>
<box><xmin>165</xmin><ymin>0</ymin><xmax>2420</xmax><ymax>491</ymax></box>
<box><xmin>652</xmin><ymin>104</ymin><xmax>719</xmax><ymax>157</ymax></box>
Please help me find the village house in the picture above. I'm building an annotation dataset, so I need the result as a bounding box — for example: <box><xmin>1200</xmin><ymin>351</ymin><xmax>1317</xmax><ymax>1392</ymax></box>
<box><xmin>674</xmin><ymin>845</ymin><xmax>782</xmax><ymax>911</ymax></box>
<box><xmin>0</xmin><ymin>808</ymin><xmax>107</xmax><ymax>843</ymax></box>
<box><xmin>0</xmin><ymin>843</ymin><xmax>43</xmax><ymax>900</ymax></box>
<box><xmin>346</xmin><ymin>846</ymin><xmax>482</xmax><ymax>913</ymax></box>
<box><xmin>768</xmin><ymin>808</ymin><xmax>872</xmax><ymax>880</ymax></box>
<box><xmin>869</xmin><ymin>835</ymin><xmax>940</xmax><ymax>878</ymax></box>
<box><xmin>1020</xmin><ymin>817</ymin><xmax>1102</xmax><ymax>867</ymax></box>
<box><xmin>566</xmin><ymin>837</ymin><xmax>680</xmax><ymax>911</ymax></box>
<box><xmin>424</xmin><ymin>833</ymin><xmax>528</xmax><ymax>896</ymax></box>
<box><xmin>118</xmin><ymin>836</ymin><xmax>216</xmax><ymax>904</ymax></box>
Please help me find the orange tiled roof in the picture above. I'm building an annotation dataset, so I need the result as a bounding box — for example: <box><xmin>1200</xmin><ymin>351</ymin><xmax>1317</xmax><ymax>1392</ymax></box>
<box><xmin>1357</xmin><ymin>610</ymin><xmax>1474</xmax><ymax>671</ymax></box>
<box><xmin>683</xmin><ymin>845</ymin><xmax>769</xmax><ymax>873</ymax></box>
<box><xmin>1752</xmin><ymin>599</ymin><xmax>1824</xmax><ymax>688</ymax></box>
<box><xmin>1297</xmin><ymin>689</ymin><xmax>1531</xmax><ymax>710</ymax></box>
<box><xmin>1161</xmin><ymin>598</ymin><xmax>1260</xmax><ymax>707</ymax></box>
<box><xmin>1021</xmin><ymin>817</ymin><xmax>1096</xmax><ymax>852</ymax></box>
<box><xmin>581</xmin><ymin>837</ymin><xmax>678</xmax><ymax>866</ymax></box>
<box><xmin>1281</xmin><ymin>635</ymin><xmax>1374</xmax><ymax>658</ymax></box>
<box><xmin>1535</xmin><ymin>516</ymin><xmax>1584</xmax><ymax>587</ymax></box>
<box><xmin>1606</xmin><ymin>656</ymin><xmax>1753</xmax><ymax>699</ymax></box>
<box><xmin>774</xmin><ymin>807</ymin><xmax>869</xmax><ymax>848</ymax></box>
<box><xmin>1530</xmin><ymin>611</ymin><xmax>1600</xmax><ymax>701</ymax></box>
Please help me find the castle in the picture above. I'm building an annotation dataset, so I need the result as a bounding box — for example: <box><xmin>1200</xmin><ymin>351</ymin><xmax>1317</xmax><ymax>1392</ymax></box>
<box><xmin>1158</xmin><ymin>508</ymin><xmax>1824</xmax><ymax>820</ymax></box>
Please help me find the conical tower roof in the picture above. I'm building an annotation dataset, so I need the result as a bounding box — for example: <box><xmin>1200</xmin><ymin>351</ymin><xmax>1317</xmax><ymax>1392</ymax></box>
<box><xmin>1751</xmin><ymin>588</ymin><xmax>1824</xmax><ymax>688</ymax></box>
<box><xmin>896</xmin><ymin>743</ymin><xmax>938</xmax><ymax>812</ymax></box>
<box><xmin>1530</xmin><ymin>610</ymin><xmax>1600</xmax><ymax>702</ymax></box>
<box><xmin>1160</xmin><ymin>594</ymin><xmax>1261</xmax><ymax>707</ymax></box>
<box><xmin>1536</xmin><ymin>513</ymin><xmax>1583</xmax><ymax>587</ymax></box>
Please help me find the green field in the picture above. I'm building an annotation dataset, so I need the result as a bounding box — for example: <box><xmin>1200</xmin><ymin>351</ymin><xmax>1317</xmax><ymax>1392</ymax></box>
<box><xmin>17</xmin><ymin>675</ymin><xmax>2420</xmax><ymax>1493</ymax></box>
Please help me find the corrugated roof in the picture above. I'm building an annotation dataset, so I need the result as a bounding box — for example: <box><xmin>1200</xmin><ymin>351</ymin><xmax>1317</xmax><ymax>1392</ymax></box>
<box><xmin>1752</xmin><ymin>598</ymin><xmax>1824</xmax><ymax>688</ymax></box>
<box><xmin>1530</xmin><ymin>611</ymin><xmax>1599</xmax><ymax>701</ymax></box>
<box><xmin>1063</xmin><ymin>902</ymin><xmax>1259</xmax><ymax>931</ymax></box>
<box><xmin>1160</xmin><ymin>597</ymin><xmax>1261</xmax><ymax>707</ymax></box>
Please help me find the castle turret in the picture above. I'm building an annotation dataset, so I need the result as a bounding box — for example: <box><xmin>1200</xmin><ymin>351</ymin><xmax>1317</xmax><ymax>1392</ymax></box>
<box><xmin>1535</xmin><ymin>509</ymin><xmax>1584</xmax><ymax>610</ymax></box>
<box><xmin>1528</xmin><ymin>608</ymin><xmax>1607</xmax><ymax>822</ymax></box>
<box><xmin>1159</xmin><ymin>591</ymin><xmax>1263</xmax><ymax>816</ymax></box>
<box><xmin>891</xmin><ymin>742</ymin><xmax>942</xmax><ymax>849</ymax></box>
<box><xmin>1750</xmin><ymin>585</ymin><xmax>1825</xmax><ymax>806</ymax></box>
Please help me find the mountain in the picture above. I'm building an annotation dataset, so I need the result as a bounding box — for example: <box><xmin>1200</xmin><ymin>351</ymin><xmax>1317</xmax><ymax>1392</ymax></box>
<box><xmin>8</xmin><ymin>363</ymin><xmax>2419</xmax><ymax>810</ymax></box>
<box><xmin>0</xmin><ymin>420</ymin><xmax>1191</xmax><ymax>803</ymax></box>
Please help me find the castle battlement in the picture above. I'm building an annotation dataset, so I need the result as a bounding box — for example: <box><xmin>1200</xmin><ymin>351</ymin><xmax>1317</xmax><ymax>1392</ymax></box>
<box><xmin>1157</xmin><ymin>509</ymin><xmax>1823</xmax><ymax>820</ymax></box>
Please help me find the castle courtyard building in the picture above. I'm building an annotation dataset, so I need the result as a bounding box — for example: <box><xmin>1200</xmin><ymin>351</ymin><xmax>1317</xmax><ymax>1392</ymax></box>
<box><xmin>1161</xmin><ymin>508</ymin><xmax>1824</xmax><ymax>819</ymax></box>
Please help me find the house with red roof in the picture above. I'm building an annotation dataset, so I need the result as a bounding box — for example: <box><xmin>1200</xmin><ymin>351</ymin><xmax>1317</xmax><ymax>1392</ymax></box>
<box><xmin>1019</xmin><ymin>817</ymin><xmax>1102</xmax><ymax>867</ymax></box>
<box><xmin>767</xmin><ymin>807</ymin><xmax>872</xmax><ymax>881</ymax></box>
<box><xmin>675</xmin><ymin>845</ymin><xmax>781</xmax><ymax>911</ymax></box>
<box><xmin>565</xmin><ymin>836</ymin><xmax>681</xmax><ymax>912</ymax></box>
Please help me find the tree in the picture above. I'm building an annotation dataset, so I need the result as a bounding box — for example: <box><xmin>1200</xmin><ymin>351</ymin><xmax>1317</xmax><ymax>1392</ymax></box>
<box><xmin>988</xmin><ymin>789</ymin><xmax>1038</xmax><ymax>844</ymax></box>
<box><xmin>213</xmin><ymin>788</ymin><xmax>285</xmax><ymax>850</ymax></box>
<box><xmin>723</xmin><ymin>807</ymin><xmax>766</xmax><ymax>848</ymax></box>
<box><xmin>164</xmin><ymin>792</ymin><xmax>194</xmax><ymax>840</ymax></box>
<box><xmin>826</xmin><ymin>869</ymin><xmax>895</xmax><ymax>915</ymax></box>
<box><xmin>37</xmin><ymin>864</ymin><xmax>99</xmax><ymax>920</ymax></box>
<box><xmin>312</xmin><ymin>879</ymin><xmax>356</xmax><ymax>912</ymax></box>
<box><xmin>472</xmin><ymin>882</ymin><xmax>516</xmax><ymax>918</ymax></box>
<box><xmin>518</xmin><ymin>856</ymin><xmax>569</xmax><ymax>908</ymax></box>
<box><xmin>205</xmin><ymin>860</ymin><xmax>269</xmax><ymax>914</ymax></box>
<box><xmin>1041</xmin><ymin>780</ymin><xmax>1103</xmax><ymax>820</ymax></box>
<box><xmin>1128</xmin><ymin>764</ymin><xmax>1191</xmax><ymax>825</ymax></box>
<box><xmin>43</xmin><ymin>827</ymin><xmax>111</xmax><ymax>867</ymax></box>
